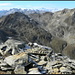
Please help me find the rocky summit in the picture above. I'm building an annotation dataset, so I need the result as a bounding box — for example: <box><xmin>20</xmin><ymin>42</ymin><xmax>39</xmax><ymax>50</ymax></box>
<box><xmin>0</xmin><ymin>38</ymin><xmax>75</xmax><ymax>74</ymax></box>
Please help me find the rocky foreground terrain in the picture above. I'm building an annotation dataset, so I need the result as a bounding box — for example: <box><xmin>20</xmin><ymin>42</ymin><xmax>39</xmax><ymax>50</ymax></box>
<box><xmin>0</xmin><ymin>38</ymin><xmax>75</xmax><ymax>74</ymax></box>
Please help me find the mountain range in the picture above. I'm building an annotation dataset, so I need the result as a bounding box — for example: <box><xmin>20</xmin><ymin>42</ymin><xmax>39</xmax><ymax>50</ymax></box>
<box><xmin>0</xmin><ymin>8</ymin><xmax>59</xmax><ymax>17</ymax></box>
<box><xmin>0</xmin><ymin>8</ymin><xmax>75</xmax><ymax>59</ymax></box>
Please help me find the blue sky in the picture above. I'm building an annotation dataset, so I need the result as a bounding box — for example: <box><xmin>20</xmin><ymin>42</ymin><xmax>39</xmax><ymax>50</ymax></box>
<box><xmin>0</xmin><ymin>1</ymin><xmax>75</xmax><ymax>10</ymax></box>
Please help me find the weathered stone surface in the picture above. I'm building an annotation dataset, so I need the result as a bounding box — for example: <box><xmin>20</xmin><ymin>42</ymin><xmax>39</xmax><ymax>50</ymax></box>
<box><xmin>0</xmin><ymin>62</ymin><xmax>7</xmax><ymax>66</ymax></box>
<box><xmin>29</xmin><ymin>68</ymin><xmax>38</xmax><ymax>72</ymax></box>
<box><xmin>14</xmin><ymin>65</ymin><xmax>27</xmax><ymax>74</ymax></box>
<box><xmin>28</xmin><ymin>68</ymin><xmax>42</xmax><ymax>74</ymax></box>
<box><xmin>37</xmin><ymin>60</ymin><xmax>47</xmax><ymax>66</ymax></box>
<box><xmin>4</xmin><ymin>52</ymin><xmax>30</xmax><ymax>67</ymax></box>
<box><xmin>0</xmin><ymin>38</ymin><xmax>25</xmax><ymax>56</ymax></box>
<box><xmin>1</xmin><ymin>66</ymin><xmax>13</xmax><ymax>70</ymax></box>
<box><xmin>52</xmin><ymin>63</ymin><xmax>63</xmax><ymax>68</ymax></box>
<box><xmin>28</xmin><ymin>70</ymin><xmax>42</xmax><ymax>74</ymax></box>
<box><xmin>60</xmin><ymin>67</ymin><xmax>72</xmax><ymax>73</ymax></box>
<box><xmin>53</xmin><ymin>68</ymin><xmax>59</xmax><ymax>73</ymax></box>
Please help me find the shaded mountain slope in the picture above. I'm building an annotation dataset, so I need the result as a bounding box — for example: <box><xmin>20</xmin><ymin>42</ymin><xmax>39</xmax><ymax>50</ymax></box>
<box><xmin>0</xmin><ymin>12</ymin><xmax>52</xmax><ymax>46</ymax></box>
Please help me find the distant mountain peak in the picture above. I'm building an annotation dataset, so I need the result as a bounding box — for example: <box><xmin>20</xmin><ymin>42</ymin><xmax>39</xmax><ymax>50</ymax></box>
<box><xmin>0</xmin><ymin>8</ymin><xmax>59</xmax><ymax>17</ymax></box>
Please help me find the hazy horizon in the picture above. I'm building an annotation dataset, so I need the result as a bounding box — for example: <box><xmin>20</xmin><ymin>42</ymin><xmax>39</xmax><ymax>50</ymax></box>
<box><xmin>0</xmin><ymin>1</ymin><xmax>75</xmax><ymax>11</ymax></box>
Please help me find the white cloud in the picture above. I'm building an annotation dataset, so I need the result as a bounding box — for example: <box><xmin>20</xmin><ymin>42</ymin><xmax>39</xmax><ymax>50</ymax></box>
<box><xmin>0</xmin><ymin>3</ymin><xmax>11</xmax><ymax>6</ymax></box>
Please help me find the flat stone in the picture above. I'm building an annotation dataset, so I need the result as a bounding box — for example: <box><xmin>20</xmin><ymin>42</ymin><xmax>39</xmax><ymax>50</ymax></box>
<box><xmin>0</xmin><ymin>62</ymin><xmax>7</xmax><ymax>66</ymax></box>
<box><xmin>1</xmin><ymin>66</ymin><xmax>14</xmax><ymax>70</ymax></box>
<box><xmin>66</xmin><ymin>63</ymin><xmax>75</xmax><ymax>69</ymax></box>
<box><xmin>28</xmin><ymin>67</ymin><xmax>42</xmax><ymax>74</ymax></box>
<box><xmin>60</xmin><ymin>66</ymin><xmax>72</xmax><ymax>73</ymax></box>
<box><xmin>52</xmin><ymin>63</ymin><xmax>63</xmax><ymax>68</ymax></box>
<box><xmin>4</xmin><ymin>52</ymin><xmax>30</xmax><ymax>67</ymax></box>
<box><xmin>28</xmin><ymin>68</ymin><xmax>42</xmax><ymax>74</ymax></box>
<box><xmin>47</xmin><ymin>60</ymin><xmax>63</xmax><ymax>66</ymax></box>
<box><xmin>60</xmin><ymin>67</ymin><xmax>66</xmax><ymax>72</ymax></box>
<box><xmin>29</xmin><ymin>68</ymin><xmax>38</xmax><ymax>72</ymax></box>
<box><xmin>69</xmin><ymin>59</ymin><xmax>75</xmax><ymax>63</ymax></box>
<box><xmin>37</xmin><ymin>60</ymin><xmax>47</xmax><ymax>66</ymax></box>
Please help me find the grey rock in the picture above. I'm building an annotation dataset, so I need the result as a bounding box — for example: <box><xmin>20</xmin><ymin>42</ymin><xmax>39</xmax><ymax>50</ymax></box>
<box><xmin>4</xmin><ymin>52</ymin><xmax>31</xmax><ymax>67</ymax></box>
<box><xmin>59</xmin><ymin>67</ymin><xmax>72</xmax><ymax>73</ymax></box>
<box><xmin>52</xmin><ymin>63</ymin><xmax>63</xmax><ymax>68</ymax></box>
<box><xmin>37</xmin><ymin>60</ymin><xmax>47</xmax><ymax>66</ymax></box>
<box><xmin>14</xmin><ymin>65</ymin><xmax>27</xmax><ymax>74</ymax></box>
<box><xmin>0</xmin><ymin>38</ymin><xmax>25</xmax><ymax>56</ymax></box>
<box><xmin>53</xmin><ymin>68</ymin><xmax>59</xmax><ymax>73</ymax></box>
<box><xmin>1</xmin><ymin>66</ymin><xmax>14</xmax><ymax>70</ymax></box>
<box><xmin>0</xmin><ymin>62</ymin><xmax>7</xmax><ymax>66</ymax></box>
<box><xmin>28</xmin><ymin>68</ymin><xmax>42</xmax><ymax>74</ymax></box>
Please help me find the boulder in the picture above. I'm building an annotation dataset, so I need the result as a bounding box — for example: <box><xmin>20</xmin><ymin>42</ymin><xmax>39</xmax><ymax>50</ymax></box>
<box><xmin>4</xmin><ymin>52</ymin><xmax>30</xmax><ymax>67</ymax></box>
<box><xmin>0</xmin><ymin>38</ymin><xmax>25</xmax><ymax>56</ymax></box>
